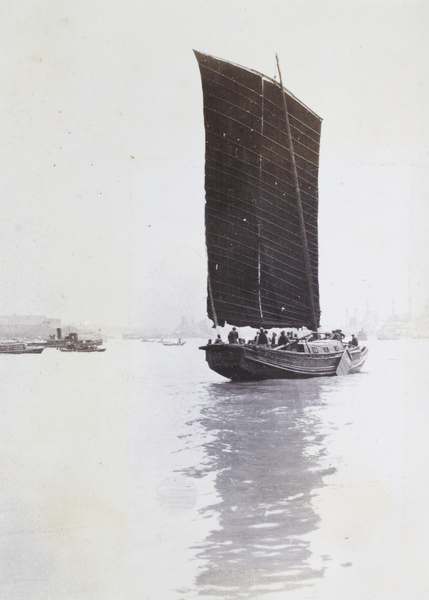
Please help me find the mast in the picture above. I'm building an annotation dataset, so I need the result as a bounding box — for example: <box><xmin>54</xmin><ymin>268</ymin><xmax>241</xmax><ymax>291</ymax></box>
<box><xmin>275</xmin><ymin>54</ymin><xmax>318</xmax><ymax>331</ymax></box>
<box><xmin>257</xmin><ymin>224</ymin><xmax>264</xmax><ymax>320</ymax></box>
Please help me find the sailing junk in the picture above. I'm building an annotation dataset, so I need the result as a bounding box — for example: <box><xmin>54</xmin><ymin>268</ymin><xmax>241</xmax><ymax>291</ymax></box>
<box><xmin>195</xmin><ymin>51</ymin><xmax>368</xmax><ymax>380</ymax></box>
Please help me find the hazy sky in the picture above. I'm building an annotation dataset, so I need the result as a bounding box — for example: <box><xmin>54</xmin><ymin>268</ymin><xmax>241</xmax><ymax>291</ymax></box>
<box><xmin>1</xmin><ymin>0</ymin><xmax>428</xmax><ymax>331</ymax></box>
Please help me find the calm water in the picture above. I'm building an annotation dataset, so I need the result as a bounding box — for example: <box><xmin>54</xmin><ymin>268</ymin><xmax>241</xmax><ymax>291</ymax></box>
<box><xmin>0</xmin><ymin>338</ymin><xmax>428</xmax><ymax>599</ymax></box>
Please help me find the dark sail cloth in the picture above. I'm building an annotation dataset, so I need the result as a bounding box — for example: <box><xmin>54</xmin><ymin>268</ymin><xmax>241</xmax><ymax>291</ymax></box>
<box><xmin>194</xmin><ymin>51</ymin><xmax>322</xmax><ymax>331</ymax></box>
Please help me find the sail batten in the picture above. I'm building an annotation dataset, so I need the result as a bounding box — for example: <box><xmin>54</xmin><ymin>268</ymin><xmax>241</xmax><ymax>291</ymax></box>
<box><xmin>206</xmin><ymin>169</ymin><xmax>319</xmax><ymax>216</ymax></box>
<box><xmin>202</xmin><ymin>96</ymin><xmax>321</xmax><ymax>140</ymax></box>
<box><xmin>206</xmin><ymin>140</ymin><xmax>320</xmax><ymax>185</ymax></box>
<box><xmin>203</xmin><ymin>107</ymin><xmax>321</xmax><ymax>167</ymax></box>
<box><xmin>195</xmin><ymin>50</ymin><xmax>321</xmax><ymax>329</ymax></box>
<box><xmin>207</xmin><ymin>219</ymin><xmax>317</xmax><ymax>271</ymax></box>
<box><xmin>199</xmin><ymin>56</ymin><xmax>322</xmax><ymax>121</ymax></box>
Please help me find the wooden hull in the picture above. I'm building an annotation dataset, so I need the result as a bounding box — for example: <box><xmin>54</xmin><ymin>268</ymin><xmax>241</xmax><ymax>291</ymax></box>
<box><xmin>199</xmin><ymin>344</ymin><xmax>368</xmax><ymax>381</ymax></box>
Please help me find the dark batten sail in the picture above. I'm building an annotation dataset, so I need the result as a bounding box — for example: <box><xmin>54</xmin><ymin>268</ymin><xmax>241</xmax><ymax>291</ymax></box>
<box><xmin>195</xmin><ymin>51</ymin><xmax>322</xmax><ymax>330</ymax></box>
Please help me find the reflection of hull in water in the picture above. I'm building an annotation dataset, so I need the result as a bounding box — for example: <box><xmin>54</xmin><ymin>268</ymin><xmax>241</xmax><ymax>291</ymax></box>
<box><xmin>200</xmin><ymin>342</ymin><xmax>368</xmax><ymax>381</ymax></box>
<box><xmin>184</xmin><ymin>378</ymin><xmax>333</xmax><ymax>595</ymax></box>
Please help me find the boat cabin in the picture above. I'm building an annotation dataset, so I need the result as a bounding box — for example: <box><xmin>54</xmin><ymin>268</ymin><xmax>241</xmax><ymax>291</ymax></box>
<box><xmin>280</xmin><ymin>333</ymin><xmax>343</xmax><ymax>354</ymax></box>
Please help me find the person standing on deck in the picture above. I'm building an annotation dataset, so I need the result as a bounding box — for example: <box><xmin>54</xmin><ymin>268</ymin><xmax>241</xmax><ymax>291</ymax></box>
<box><xmin>228</xmin><ymin>327</ymin><xmax>239</xmax><ymax>344</ymax></box>
<box><xmin>278</xmin><ymin>331</ymin><xmax>288</xmax><ymax>346</ymax></box>
<box><xmin>256</xmin><ymin>328</ymin><xmax>269</xmax><ymax>345</ymax></box>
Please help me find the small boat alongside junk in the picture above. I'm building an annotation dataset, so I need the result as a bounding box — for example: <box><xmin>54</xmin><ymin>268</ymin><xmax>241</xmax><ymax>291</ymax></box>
<box><xmin>194</xmin><ymin>51</ymin><xmax>368</xmax><ymax>381</ymax></box>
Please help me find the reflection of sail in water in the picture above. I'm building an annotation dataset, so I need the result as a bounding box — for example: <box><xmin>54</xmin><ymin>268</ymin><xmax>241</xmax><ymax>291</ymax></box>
<box><xmin>182</xmin><ymin>380</ymin><xmax>336</xmax><ymax>598</ymax></box>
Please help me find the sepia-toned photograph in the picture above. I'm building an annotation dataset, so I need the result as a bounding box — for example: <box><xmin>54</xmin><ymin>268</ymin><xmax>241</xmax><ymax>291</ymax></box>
<box><xmin>0</xmin><ymin>1</ymin><xmax>428</xmax><ymax>598</ymax></box>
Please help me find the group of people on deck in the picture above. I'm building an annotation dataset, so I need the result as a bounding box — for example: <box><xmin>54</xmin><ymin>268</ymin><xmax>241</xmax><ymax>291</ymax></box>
<box><xmin>214</xmin><ymin>327</ymin><xmax>298</xmax><ymax>347</ymax></box>
<box><xmin>254</xmin><ymin>328</ymin><xmax>297</xmax><ymax>347</ymax></box>
<box><xmin>212</xmin><ymin>327</ymin><xmax>359</xmax><ymax>348</ymax></box>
